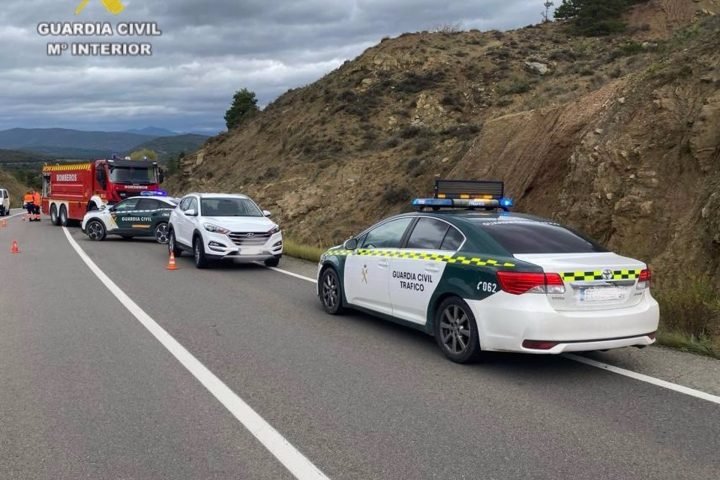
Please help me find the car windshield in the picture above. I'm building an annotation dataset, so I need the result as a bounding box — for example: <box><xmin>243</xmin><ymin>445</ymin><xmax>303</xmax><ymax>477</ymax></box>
<box><xmin>201</xmin><ymin>198</ymin><xmax>263</xmax><ymax>217</ymax></box>
<box><xmin>109</xmin><ymin>166</ymin><xmax>157</xmax><ymax>185</ymax></box>
<box><xmin>475</xmin><ymin>220</ymin><xmax>607</xmax><ymax>254</ymax></box>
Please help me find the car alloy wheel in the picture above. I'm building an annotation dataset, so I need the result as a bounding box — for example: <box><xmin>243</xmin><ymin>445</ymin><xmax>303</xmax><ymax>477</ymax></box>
<box><xmin>439</xmin><ymin>304</ymin><xmax>471</xmax><ymax>355</ymax></box>
<box><xmin>155</xmin><ymin>223</ymin><xmax>169</xmax><ymax>244</ymax></box>
<box><xmin>320</xmin><ymin>268</ymin><xmax>343</xmax><ymax>314</ymax></box>
<box><xmin>86</xmin><ymin>220</ymin><xmax>105</xmax><ymax>241</ymax></box>
<box><xmin>434</xmin><ymin>297</ymin><xmax>481</xmax><ymax>363</ymax></box>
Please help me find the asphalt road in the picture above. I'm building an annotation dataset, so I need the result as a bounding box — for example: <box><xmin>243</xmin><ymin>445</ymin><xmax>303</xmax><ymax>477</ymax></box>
<box><xmin>1</xmin><ymin>216</ymin><xmax>719</xmax><ymax>480</ymax></box>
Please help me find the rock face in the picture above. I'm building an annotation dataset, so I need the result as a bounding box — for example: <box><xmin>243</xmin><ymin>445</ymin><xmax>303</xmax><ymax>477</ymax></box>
<box><xmin>524</xmin><ymin>61</ymin><xmax>549</xmax><ymax>75</ymax></box>
<box><xmin>170</xmin><ymin>9</ymin><xmax>720</xmax><ymax>286</ymax></box>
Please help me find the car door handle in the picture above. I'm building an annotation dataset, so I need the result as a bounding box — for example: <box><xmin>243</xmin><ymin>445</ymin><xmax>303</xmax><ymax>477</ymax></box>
<box><xmin>425</xmin><ymin>265</ymin><xmax>441</xmax><ymax>273</ymax></box>
<box><xmin>378</xmin><ymin>260</ymin><xmax>389</xmax><ymax>268</ymax></box>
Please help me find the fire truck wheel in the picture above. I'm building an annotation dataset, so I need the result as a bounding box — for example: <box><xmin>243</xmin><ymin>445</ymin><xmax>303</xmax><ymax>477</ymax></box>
<box><xmin>59</xmin><ymin>205</ymin><xmax>69</xmax><ymax>227</ymax></box>
<box><xmin>50</xmin><ymin>204</ymin><xmax>60</xmax><ymax>226</ymax></box>
<box><xmin>86</xmin><ymin>220</ymin><xmax>106</xmax><ymax>241</ymax></box>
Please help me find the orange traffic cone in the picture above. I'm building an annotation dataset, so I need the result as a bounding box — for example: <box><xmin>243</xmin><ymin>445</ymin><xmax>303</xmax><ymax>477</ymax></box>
<box><xmin>166</xmin><ymin>252</ymin><xmax>178</xmax><ymax>270</ymax></box>
<box><xmin>11</xmin><ymin>240</ymin><xmax>20</xmax><ymax>254</ymax></box>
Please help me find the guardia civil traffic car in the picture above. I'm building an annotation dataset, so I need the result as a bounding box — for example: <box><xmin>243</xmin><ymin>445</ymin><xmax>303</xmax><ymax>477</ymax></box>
<box><xmin>82</xmin><ymin>193</ymin><xmax>177</xmax><ymax>243</ymax></box>
<box><xmin>317</xmin><ymin>180</ymin><xmax>659</xmax><ymax>363</ymax></box>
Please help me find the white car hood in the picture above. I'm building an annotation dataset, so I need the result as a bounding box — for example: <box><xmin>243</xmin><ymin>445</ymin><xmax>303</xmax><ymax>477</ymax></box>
<box><xmin>202</xmin><ymin>216</ymin><xmax>275</xmax><ymax>233</ymax></box>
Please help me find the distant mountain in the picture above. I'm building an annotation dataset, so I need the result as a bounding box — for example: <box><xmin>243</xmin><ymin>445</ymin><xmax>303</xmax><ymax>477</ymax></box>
<box><xmin>127</xmin><ymin>134</ymin><xmax>209</xmax><ymax>163</ymax></box>
<box><xmin>125</xmin><ymin>127</ymin><xmax>179</xmax><ymax>137</ymax></box>
<box><xmin>0</xmin><ymin>149</ymin><xmax>54</xmax><ymax>165</ymax></box>
<box><xmin>0</xmin><ymin>128</ymin><xmax>154</xmax><ymax>155</ymax></box>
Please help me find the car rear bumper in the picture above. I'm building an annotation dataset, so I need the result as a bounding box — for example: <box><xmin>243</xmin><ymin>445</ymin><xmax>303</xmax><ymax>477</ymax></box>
<box><xmin>467</xmin><ymin>291</ymin><xmax>660</xmax><ymax>354</ymax></box>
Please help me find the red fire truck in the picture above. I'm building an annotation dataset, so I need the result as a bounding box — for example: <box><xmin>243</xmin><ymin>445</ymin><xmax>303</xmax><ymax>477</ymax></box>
<box><xmin>42</xmin><ymin>158</ymin><xmax>164</xmax><ymax>226</ymax></box>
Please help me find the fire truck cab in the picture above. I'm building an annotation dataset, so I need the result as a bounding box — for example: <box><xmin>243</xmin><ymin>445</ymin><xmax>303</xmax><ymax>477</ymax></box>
<box><xmin>42</xmin><ymin>158</ymin><xmax>164</xmax><ymax>226</ymax></box>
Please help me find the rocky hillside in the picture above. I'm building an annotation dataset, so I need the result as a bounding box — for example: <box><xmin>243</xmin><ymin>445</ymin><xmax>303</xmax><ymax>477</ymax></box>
<box><xmin>170</xmin><ymin>1</ymin><xmax>719</xmax><ymax>289</ymax></box>
<box><xmin>0</xmin><ymin>168</ymin><xmax>29</xmax><ymax>208</ymax></box>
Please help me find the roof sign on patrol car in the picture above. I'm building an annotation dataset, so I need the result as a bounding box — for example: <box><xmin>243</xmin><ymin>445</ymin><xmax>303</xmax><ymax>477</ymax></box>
<box><xmin>140</xmin><ymin>190</ymin><xmax>168</xmax><ymax>197</ymax></box>
<box><xmin>413</xmin><ymin>179</ymin><xmax>513</xmax><ymax>211</ymax></box>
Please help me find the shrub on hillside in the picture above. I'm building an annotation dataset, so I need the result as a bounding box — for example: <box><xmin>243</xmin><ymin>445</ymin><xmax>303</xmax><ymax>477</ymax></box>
<box><xmin>555</xmin><ymin>0</ymin><xmax>649</xmax><ymax>37</ymax></box>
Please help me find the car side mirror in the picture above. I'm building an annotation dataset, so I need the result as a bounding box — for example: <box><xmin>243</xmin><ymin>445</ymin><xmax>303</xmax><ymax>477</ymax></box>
<box><xmin>108</xmin><ymin>205</ymin><xmax>116</xmax><ymax>212</ymax></box>
<box><xmin>343</xmin><ymin>238</ymin><xmax>358</xmax><ymax>250</ymax></box>
<box><xmin>263</xmin><ymin>210</ymin><xmax>272</xmax><ymax>217</ymax></box>
<box><xmin>185</xmin><ymin>208</ymin><xmax>197</xmax><ymax>217</ymax></box>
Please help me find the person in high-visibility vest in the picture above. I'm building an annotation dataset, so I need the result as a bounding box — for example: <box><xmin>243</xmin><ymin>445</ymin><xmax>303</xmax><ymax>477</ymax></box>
<box><xmin>31</xmin><ymin>191</ymin><xmax>41</xmax><ymax>221</ymax></box>
<box><xmin>22</xmin><ymin>191</ymin><xmax>41</xmax><ymax>222</ymax></box>
<box><xmin>23</xmin><ymin>191</ymin><xmax>34</xmax><ymax>221</ymax></box>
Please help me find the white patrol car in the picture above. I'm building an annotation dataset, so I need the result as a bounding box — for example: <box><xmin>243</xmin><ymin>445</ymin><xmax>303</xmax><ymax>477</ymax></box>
<box><xmin>317</xmin><ymin>180</ymin><xmax>659</xmax><ymax>363</ymax></box>
<box><xmin>167</xmin><ymin>193</ymin><xmax>283</xmax><ymax>269</ymax></box>
<box><xmin>81</xmin><ymin>193</ymin><xmax>177</xmax><ymax>243</ymax></box>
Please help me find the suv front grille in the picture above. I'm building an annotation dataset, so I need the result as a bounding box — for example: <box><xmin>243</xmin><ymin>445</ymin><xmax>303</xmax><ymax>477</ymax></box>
<box><xmin>228</xmin><ymin>231</ymin><xmax>271</xmax><ymax>246</ymax></box>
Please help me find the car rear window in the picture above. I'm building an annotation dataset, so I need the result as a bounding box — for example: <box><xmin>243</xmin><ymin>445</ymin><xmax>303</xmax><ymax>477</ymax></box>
<box><xmin>478</xmin><ymin>221</ymin><xmax>606</xmax><ymax>254</ymax></box>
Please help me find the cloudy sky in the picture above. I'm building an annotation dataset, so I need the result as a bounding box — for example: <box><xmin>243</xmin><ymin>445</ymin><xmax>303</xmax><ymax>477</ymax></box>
<box><xmin>0</xmin><ymin>0</ymin><xmax>540</xmax><ymax>134</ymax></box>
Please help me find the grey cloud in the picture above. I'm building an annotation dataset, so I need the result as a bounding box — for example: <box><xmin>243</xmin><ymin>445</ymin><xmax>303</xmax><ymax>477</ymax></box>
<box><xmin>0</xmin><ymin>0</ymin><xmax>541</xmax><ymax>132</ymax></box>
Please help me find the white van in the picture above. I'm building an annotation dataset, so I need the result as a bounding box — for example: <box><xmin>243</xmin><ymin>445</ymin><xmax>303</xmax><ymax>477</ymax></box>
<box><xmin>0</xmin><ymin>188</ymin><xmax>9</xmax><ymax>216</ymax></box>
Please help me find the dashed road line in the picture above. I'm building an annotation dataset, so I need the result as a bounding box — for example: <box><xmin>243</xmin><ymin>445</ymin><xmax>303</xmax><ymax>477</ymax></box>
<box><xmin>266</xmin><ymin>261</ymin><xmax>720</xmax><ymax>405</ymax></box>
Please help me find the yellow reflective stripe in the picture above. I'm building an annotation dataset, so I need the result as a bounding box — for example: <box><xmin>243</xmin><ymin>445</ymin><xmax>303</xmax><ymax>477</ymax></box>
<box><xmin>324</xmin><ymin>249</ymin><xmax>515</xmax><ymax>268</ymax></box>
<box><xmin>42</xmin><ymin>163</ymin><xmax>92</xmax><ymax>172</ymax></box>
<box><xmin>561</xmin><ymin>269</ymin><xmax>642</xmax><ymax>281</ymax></box>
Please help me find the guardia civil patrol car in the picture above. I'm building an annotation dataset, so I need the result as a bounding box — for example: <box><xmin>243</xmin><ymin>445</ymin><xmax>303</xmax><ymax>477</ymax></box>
<box><xmin>317</xmin><ymin>180</ymin><xmax>659</xmax><ymax>363</ymax></box>
<box><xmin>81</xmin><ymin>192</ymin><xmax>177</xmax><ymax>243</ymax></box>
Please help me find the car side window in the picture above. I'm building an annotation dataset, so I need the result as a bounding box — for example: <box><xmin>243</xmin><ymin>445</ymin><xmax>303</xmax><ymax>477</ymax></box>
<box><xmin>440</xmin><ymin>226</ymin><xmax>464</xmax><ymax>251</ymax></box>
<box><xmin>136</xmin><ymin>199</ymin><xmax>160</xmax><ymax>210</ymax></box>
<box><xmin>406</xmin><ymin>218</ymin><xmax>450</xmax><ymax>250</ymax></box>
<box><xmin>361</xmin><ymin>218</ymin><xmax>413</xmax><ymax>249</ymax></box>
<box><xmin>187</xmin><ymin>198</ymin><xmax>198</xmax><ymax>213</ymax></box>
<box><xmin>115</xmin><ymin>198</ymin><xmax>140</xmax><ymax>212</ymax></box>
<box><xmin>179</xmin><ymin>197</ymin><xmax>192</xmax><ymax>211</ymax></box>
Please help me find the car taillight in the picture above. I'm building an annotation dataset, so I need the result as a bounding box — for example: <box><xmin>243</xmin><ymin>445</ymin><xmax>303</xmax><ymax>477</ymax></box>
<box><xmin>496</xmin><ymin>271</ymin><xmax>566</xmax><ymax>295</ymax></box>
<box><xmin>637</xmin><ymin>268</ymin><xmax>651</xmax><ymax>290</ymax></box>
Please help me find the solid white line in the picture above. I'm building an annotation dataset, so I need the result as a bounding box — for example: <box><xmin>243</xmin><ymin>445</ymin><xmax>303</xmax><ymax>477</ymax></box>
<box><xmin>5</xmin><ymin>212</ymin><xmax>26</xmax><ymax>220</ymax></box>
<box><xmin>266</xmin><ymin>266</ymin><xmax>317</xmax><ymax>284</ymax></box>
<box><xmin>62</xmin><ymin>228</ymin><xmax>330</xmax><ymax>480</ymax></box>
<box><xmin>564</xmin><ymin>353</ymin><xmax>720</xmax><ymax>405</ymax></box>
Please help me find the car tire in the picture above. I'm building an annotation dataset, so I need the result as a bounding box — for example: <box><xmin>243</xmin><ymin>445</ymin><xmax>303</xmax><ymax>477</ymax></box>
<box><xmin>264</xmin><ymin>255</ymin><xmax>281</xmax><ymax>267</ymax></box>
<box><xmin>433</xmin><ymin>297</ymin><xmax>481</xmax><ymax>364</ymax></box>
<box><xmin>168</xmin><ymin>229</ymin><xmax>182</xmax><ymax>257</ymax></box>
<box><xmin>193</xmin><ymin>236</ymin><xmax>208</xmax><ymax>269</ymax></box>
<box><xmin>50</xmin><ymin>204</ymin><xmax>59</xmax><ymax>226</ymax></box>
<box><xmin>154</xmin><ymin>222</ymin><xmax>169</xmax><ymax>244</ymax></box>
<box><xmin>319</xmin><ymin>267</ymin><xmax>344</xmax><ymax>315</ymax></box>
<box><xmin>59</xmin><ymin>205</ymin><xmax>68</xmax><ymax>227</ymax></box>
<box><xmin>86</xmin><ymin>219</ymin><xmax>106</xmax><ymax>241</ymax></box>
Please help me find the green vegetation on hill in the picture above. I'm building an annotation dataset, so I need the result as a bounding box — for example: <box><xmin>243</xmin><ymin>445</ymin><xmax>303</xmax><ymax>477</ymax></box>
<box><xmin>127</xmin><ymin>134</ymin><xmax>208</xmax><ymax>163</ymax></box>
<box><xmin>555</xmin><ymin>0</ymin><xmax>648</xmax><ymax>36</ymax></box>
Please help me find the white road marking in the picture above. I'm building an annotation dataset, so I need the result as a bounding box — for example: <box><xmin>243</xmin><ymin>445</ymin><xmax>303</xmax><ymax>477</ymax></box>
<box><xmin>265</xmin><ymin>260</ymin><xmax>720</xmax><ymax>405</ymax></box>
<box><xmin>266</xmin><ymin>266</ymin><xmax>317</xmax><ymax>284</ymax></box>
<box><xmin>564</xmin><ymin>354</ymin><xmax>720</xmax><ymax>405</ymax></box>
<box><xmin>62</xmin><ymin>228</ymin><xmax>330</xmax><ymax>480</ymax></box>
<box><xmin>5</xmin><ymin>212</ymin><xmax>26</xmax><ymax>220</ymax></box>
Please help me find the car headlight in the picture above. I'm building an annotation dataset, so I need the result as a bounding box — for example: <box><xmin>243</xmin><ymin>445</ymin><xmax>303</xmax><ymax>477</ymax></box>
<box><xmin>204</xmin><ymin>223</ymin><xmax>231</xmax><ymax>235</ymax></box>
<box><xmin>269</xmin><ymin>225</ymin><xmax>281</xmax><ymax>235</ymax></box>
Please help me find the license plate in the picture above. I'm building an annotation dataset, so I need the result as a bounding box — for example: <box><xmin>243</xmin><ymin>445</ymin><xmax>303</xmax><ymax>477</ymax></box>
<box><xmin>580</xmin><ymin>287</ymin><xmax>627</xmax><ymax>303</ymax></box>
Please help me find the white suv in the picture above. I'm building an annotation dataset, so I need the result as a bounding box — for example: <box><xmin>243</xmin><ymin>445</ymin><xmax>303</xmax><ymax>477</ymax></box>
<box><xmin>0</xmin><ymin>188</ymin><xmax>10</xmax><ymax>216</ymax></box>
<box><xmin>168</xmin><ymin>193</ymin><xmax>283</xmax><ymax>269</ymax></box>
